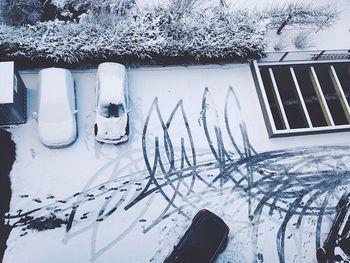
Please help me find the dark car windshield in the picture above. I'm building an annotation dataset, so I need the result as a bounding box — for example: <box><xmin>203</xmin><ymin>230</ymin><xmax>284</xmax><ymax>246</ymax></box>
<box><xmin>99</xmin><ymin>103</ymin><xmax>125</xmax><ymax>118</ymax></box>
<box><xmin>175</xmin><ymin>216</ymin><xmax>226</xmax><ymax>262</ymax></box>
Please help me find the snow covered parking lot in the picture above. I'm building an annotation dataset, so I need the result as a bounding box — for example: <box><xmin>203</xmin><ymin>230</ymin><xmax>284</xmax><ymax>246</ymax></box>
<box><xmin>4</xmin><ymin>64</ymin><xmax>350</xmax><ymax>263</ymax></box>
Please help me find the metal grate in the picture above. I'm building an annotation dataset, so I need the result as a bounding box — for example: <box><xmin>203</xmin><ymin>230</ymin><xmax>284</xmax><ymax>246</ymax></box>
<box><xmin>251</xmin><ymin>58</ymin><xmax>350</xmax><ymax>137</ymax></box>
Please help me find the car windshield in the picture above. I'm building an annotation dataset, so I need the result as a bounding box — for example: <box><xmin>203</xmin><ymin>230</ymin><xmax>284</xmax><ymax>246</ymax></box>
<box><xmin>99</xmin><ymin>103</ymin><xmax>125</xmax><ymax>118</ymax></box>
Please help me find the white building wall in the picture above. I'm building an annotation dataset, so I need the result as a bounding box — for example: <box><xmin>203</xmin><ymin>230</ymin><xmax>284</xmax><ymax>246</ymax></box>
<box><xmin>0</xmin><ymin>62</ymin><xmax>14</xmax><ymax>104</ymax></box>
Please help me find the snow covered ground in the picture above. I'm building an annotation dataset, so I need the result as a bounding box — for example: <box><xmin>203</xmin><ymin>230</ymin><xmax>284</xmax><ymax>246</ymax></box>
<box><xmin>138</xmin><ymin>0</ymin><xmax>350</xmax><ymax>51</ymax></box>
<box><xmin>263</xmin><ymin>0</ymin><xmax>350</xmax><ymax>51</ymax></box>
<box><xmin>232</xmin><ymin>0</ymin><xmax>350</xmax><ymax>51</ymax></box>
<box><xmin>2</xmin><ymin>1</ymin><xmax>349</xmax><ymax>262</ymax></box>
<box><xmin>3</xmin><ymin>63</ymin><xmax>350</xmax><ymax>263</ymax></box>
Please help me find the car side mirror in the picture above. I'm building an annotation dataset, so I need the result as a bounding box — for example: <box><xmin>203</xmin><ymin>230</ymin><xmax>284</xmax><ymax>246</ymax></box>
<box><xmin>33</xmin><ymin>112</ymin><xmax>38</xmax><ymax>119</ymax></box>
<box><xmin>73</xmin><ymin>109</ymin><xmax>78</xmax><ymax>115</ymax></box>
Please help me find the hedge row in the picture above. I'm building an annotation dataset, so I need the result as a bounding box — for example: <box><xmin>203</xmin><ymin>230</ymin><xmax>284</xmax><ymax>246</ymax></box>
<box><xmin>0</xmin><ymin>7</ymin><xmax>267</xmax><ymax>64</ymax></box>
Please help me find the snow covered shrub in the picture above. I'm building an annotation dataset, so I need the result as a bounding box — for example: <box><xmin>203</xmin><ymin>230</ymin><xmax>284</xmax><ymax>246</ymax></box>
<box><xmin>0</xmin><ymin>3</ymin><xmax>267</xmax><ymax>63</ymax></box>
<box><xmin>168</xmin><ymin>0</ymin><xmax>202</xmax><ymax>16</ymax></box>
<box><xmin>265</xmin><ymin>2</ymin><xmax>339</xmax><ymax>34</ymax></box>
<box><xmin>293</xmin><ymin>31</ymin><xmax>314</xmax><ymax>49</ymax></box>
<box><xmin>0</xmin><ymin>0</ymin><xmax>43</xmax><ymax>25</ymax></box>
<box><xmin>173</xmin><ymin>7</ymin><xmax>267</xmax><ymax>59</ymax></box>
<box><xmin>273</xmin><ymin>36</ymin><xmax>288</xmax><ymax>51</ymax></box>
<box><xmin>0</xmin><ymin>0</ymin><xmax>340</xmax><ymax>64</ymax></box>
<box><xmin>47</xmin><ymin>0</ymin><xmax>136</xmax><ymax>20</ymax></box>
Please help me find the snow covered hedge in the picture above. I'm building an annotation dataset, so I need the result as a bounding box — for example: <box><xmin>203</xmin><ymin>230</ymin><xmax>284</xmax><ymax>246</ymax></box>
<box><xmin>0</xmin><ymin>6</ymin><xmax>267</xmax><ymax>64</ymax></box>
<box><xmin>0</xmin><ymin>1</ymin><xmax>339</xmax><ymax>64</ymax></box>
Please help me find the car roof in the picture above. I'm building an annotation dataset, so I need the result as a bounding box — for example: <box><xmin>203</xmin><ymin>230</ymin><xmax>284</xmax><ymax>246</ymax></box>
<box><xmin>39</xmin><ymin>68</ymin><xmax>72</xmax><ymax>104</ymax></box>
<box><xmin>97</xmin><ymin>62</ymin><xmax>126</xmax><ymax>80</ymax></box>
<box><xmin>97</xmin><ymin>63</ymin><xmax>127</xmax><ymax>105</ymax></box>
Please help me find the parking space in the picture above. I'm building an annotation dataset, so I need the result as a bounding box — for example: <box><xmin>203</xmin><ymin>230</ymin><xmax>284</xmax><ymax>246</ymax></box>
<box><xmin>4</xmin><ymin>64</ymin><xmax>350</xmax><ymax>263</ymax></box>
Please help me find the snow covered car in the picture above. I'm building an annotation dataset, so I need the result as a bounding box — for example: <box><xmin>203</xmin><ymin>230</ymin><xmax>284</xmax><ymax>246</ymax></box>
<box><xmin>94</xmin><ymin>62</ymin><xmax>129</xmax><ymax>144</ymax></box>
<box><xmin>317</xmin><ymin>192</ymin><xmax>350</xmax><ymax>263</ymax></box>
<box><xmin>33</xmin><ymin>68</ymin><xmax>78</xmax><ymax>148</ymax></box>
<box><xmin>164</xmin><ymin>209</ymin><xmax>230</xmax><ymax>263</ymax></box>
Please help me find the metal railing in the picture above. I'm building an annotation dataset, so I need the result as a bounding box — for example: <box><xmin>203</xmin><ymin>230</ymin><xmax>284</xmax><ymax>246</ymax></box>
<box><xmin>259</xmin><ymin>49</ymin><xmax>350</xmax><ymax>63</ymax></box>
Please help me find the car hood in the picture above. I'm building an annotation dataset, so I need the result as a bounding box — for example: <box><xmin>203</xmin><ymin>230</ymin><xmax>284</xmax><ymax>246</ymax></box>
<box><xmin>38</xmin><ymin>118</ymin><xmax>76</xmax><ymax>146</ymax></box>
<box><xmin>95</xmin><ymin>114</ymin><xmax>128</xmax><ymax>141</ymax></box>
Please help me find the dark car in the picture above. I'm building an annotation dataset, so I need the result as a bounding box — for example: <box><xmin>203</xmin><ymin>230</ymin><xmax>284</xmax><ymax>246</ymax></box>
<box><xmin>164</xmin><ymin>209</ymin><xmax>230</xmax><ymax>263</ymax></box>
<box><xmin>317</xmin><ymin>192</ymin><xmax>350</xmax><ymax>263</ymax></box>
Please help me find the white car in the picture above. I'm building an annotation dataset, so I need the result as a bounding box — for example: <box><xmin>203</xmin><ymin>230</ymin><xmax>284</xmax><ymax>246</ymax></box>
<box><xmin>34</xmin><ymin>68</ymin><xmax>78</xmax><ymax>148</ymax></box>
<box><xmin>94</xmin><ymin>62</ymin><xmax>129</xmax><ymax>144</ymax></box>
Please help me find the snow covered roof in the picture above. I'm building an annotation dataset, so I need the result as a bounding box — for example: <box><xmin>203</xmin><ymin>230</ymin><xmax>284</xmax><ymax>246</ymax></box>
<box><xmin>99</xmin><ymin>76</ymin><xmax>125</xmax><ymax>104</ymax></box>
<box><xmin>39</xmin><ymin>68</ymin><xmax>72</xmax><ymax>102</ymax></box>
<box><xmin>97</xmin><ymin>62</ymin><xmax>126</xmax><ymax>80</ymax></box>
<box><xmin>97</xmin><ymin>63</ymin><xmax>127</xmax><ymax>105</ymax></box>
<box><xmin>38</xmin><ymin>68</ymin><xmax>73</xmax><ymax>115</ymax></box>
<box><xmin>0</xmin><ymin>61</ymin><xmax>14</xmax><ymax>104</ymax></box>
